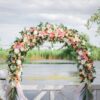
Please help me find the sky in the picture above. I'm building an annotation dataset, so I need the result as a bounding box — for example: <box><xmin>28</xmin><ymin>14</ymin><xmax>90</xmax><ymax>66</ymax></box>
<box><xmin>0</xmin><ymin>0</ymin><xmax>100</xmax><ymax>49</ymax></box>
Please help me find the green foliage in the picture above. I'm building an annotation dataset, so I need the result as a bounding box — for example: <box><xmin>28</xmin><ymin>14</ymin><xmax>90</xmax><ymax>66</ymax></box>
<box><xmin>86</xmin><ymin>9</ymin><xmax>100</xmax><ymax>35</ymax></box>
<box><xmin>91</xmin><ymin>46</ymin><xmax>100</xmax><ymax>60</ymax></box>
<box><xmin>0</xmin><ymin>49</ymin><xmax>9</xmax><ymax>59</ymax></box>
<box><xmin>25</xmin><ymin>46</ymin><xmax>77</xmax><ymax>62</ymax></box>
<box><xmin>80</xmin><ymin>83</ymin><xmax>93</xmax><ymax>100</ymax></box>
<box><xmin>8</xmin><ymin>87</ymin><xmax>17</xmax><ymax>100</ymax></box>
<box><xmin>0</xmin><ymin>47</ymin><xmax>100</xmax><ymax>64</ymax></box>
<box><xmin>80</xmin><ymin>33</ymin><xmax>89</xmax><ymax>43</ymax></box>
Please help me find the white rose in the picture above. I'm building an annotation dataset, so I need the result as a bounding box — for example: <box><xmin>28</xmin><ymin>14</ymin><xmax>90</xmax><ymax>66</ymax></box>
<box><xmin>48</xmin><ymin>29</ymin><xmax>52</xmax><ymax>33</ymax></box>
<box><xmin>78</xmin><ymin>50</ymin><xmax>83</xmax><ymax>55</ymax></box>
<box><xmin>24</xmin><ymin>37</ymin><xmax>28</xmax><ymax>43</ymax></box>
<box><xmin>81</xmin><ymin>60</ymin><xmax>86</xmax><ymax>65</ymax></box>
<box><xmin>20</xmin><ymin>47</ymin><xmax>24</xmax><ymax>51</ymax></box>
<box><xmin>79</xmin><ymin>65</ymin><xmax>83</xmax><ymax>69</ymax></box>
<box><xmin>88</xmin><ymin>51</ymin><xmax>91</xmax><ymax>55</ymax></box>
<box><xmin>14</xmin><ymin>48</ymin><xmax>19</xmax><ymax>54</ymax></box>
<box><xmin>32</xmin><ymin>39</ymin><xmax>36</xmax><ymax>43</ymax></box>
<box><xmin>17</xmin><ymin>60</ymin><xmax>22</xmax><ymax>65</ymax></box>
<box><xmin>66</xmin><ymin>39</ymin><xmax>71</xmax><ymax>45</ymax></box>
<box><xmin>77</xmin><ymin>56</ymin><xmax>81</xmax><ymax>60</ymax></box>
<box><xmin>53</xmin><ymin>25</ymin><xmax>57</xmax><ymax>29</ymax></box>
<box><xmin>34</xmin><ymin>30</ymin><xmax>38</xmax><ymax>35</ymax></box>
<box><xmin>87</xmin><ymin>49</ymin><xmax>91</xmax><ymax>55</ymax></box>
<box><xmin>75</xmin><ymin>35</ymin><xmax>79</xmax><ymax>42</ymax></box>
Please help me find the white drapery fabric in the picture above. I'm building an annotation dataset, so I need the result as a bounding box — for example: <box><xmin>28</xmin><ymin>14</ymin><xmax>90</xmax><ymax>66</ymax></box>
<box><xmin>16</xmin><ymin>82</ymin><xmax>28</xmax><ymax>100</ymax></box>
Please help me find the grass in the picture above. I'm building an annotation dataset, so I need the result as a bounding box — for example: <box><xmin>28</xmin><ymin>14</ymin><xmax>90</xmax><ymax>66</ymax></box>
<box><xmin>26</xmin><ymin>49</ymin><xmax>68</xmax><ymax>60</ymax></box>
<box><xmin>0</xmin><ymin>46</ymin><xmax>100</xmax><ymax>64</ymax></box>
<box><xmin>24</xmin><ymin>45</ymin><xmax>79</xmax><ymax>62</ymax></box>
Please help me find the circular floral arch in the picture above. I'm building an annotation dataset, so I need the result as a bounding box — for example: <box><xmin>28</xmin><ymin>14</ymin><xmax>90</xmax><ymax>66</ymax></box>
<box><xmin>7</xmin><ymin>23</ymin><xmax>95</xmax><ymax>100</ymax></box>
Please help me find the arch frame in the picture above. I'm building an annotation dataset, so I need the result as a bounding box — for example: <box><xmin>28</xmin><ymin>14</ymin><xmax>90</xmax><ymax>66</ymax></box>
<box><xmin>7</xmin><ymin>23</ymin><xmax>95</xmax><ymax>100</ymax></box>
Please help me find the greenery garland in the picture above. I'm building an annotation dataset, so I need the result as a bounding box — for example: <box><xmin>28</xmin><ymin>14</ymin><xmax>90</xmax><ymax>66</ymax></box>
<box><xmin>7</xmin><ymin>22</ymin><xmax>96</xmax><ymax>100</ymax></box>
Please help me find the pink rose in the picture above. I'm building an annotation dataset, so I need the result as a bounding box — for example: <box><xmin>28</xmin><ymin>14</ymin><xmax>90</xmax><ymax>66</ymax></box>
<box><xmin>50</xmin><ymin>32</ymin><xmax>55</xmax><ymax>39</ymax></box>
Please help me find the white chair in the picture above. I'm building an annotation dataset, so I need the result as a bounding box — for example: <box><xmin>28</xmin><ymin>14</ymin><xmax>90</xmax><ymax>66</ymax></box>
<box><xmin>0</xmin><ymin>70</ymin><xmax>8</xmax><ymax>100</ymax></box>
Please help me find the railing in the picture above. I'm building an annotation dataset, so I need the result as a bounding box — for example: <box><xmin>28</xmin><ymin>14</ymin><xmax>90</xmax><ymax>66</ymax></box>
<box><xmin>92</xmin><ymin>84</ymin><xmax>100</xmax><ymax>100</ymax></box>
<box><xmin>22</xmin><ymin>84</ymin><xmax>100</xmax><ymax>100</ymax></box>
<box><xmin>22</xmin><ymin>85</ymin><xmax>65</xmax><ymax>100</ymax></box>
<box><xmin>0</xmin><ymin>79</ymin><xmax>100</xmax><ymax>100</ymax></box>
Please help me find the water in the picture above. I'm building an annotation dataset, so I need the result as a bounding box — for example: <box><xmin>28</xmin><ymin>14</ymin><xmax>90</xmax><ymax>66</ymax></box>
<box><xmin>0</xmin><ymin>61</ymin><xmax>100</xmax><ymax>85</ymax></box>
<box><xmin>21</xmin><ymin>61</ymin><xmax>100</xmax><ymax>85</ymax></box>
<box><xmin>21</xmin><ymin>63</ymin><xmax>78</xmax><ymax>85</ymax></box>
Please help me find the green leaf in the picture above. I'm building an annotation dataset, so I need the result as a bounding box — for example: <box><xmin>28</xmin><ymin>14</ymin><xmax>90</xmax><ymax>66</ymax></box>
<box><xmin>80</xmin><ymin>83</ymin><xmax>93</xmax><ymax>100</ymax></box>
<box><xmin>8</xmin><ymin>87</ymin><xmax>18</xmax><ymax>100</ymax></box>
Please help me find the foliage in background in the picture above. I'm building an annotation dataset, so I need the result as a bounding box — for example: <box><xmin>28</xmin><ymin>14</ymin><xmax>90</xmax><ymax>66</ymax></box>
<box><xmin>90</xmin><ymin>46</ymin><xmax>100</xmax><ymax>60</ymax></box>
<box><xmin>86</xmin><ymin>9</ymin><xmax>100</xmax><ymax>35</ymax></box>
<box><xmin>0</xmin><ymin>46</ymin><xmax>100</xmax><ymax>64</ymax></box>
<box><xmin>0</xmin><ymin>49</ymin><xmax>9</xmax><ymax>63</ymax></box>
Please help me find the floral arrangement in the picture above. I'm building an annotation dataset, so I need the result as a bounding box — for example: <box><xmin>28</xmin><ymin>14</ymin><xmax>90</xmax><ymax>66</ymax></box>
<box><xmin>7</xmin><ymin>22</ymin><xmax>96</xmax><ymax>100</ymax></box>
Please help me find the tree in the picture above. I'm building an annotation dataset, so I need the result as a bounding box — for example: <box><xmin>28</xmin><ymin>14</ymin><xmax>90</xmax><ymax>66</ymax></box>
<box><xmin>86</xmin><ymin>9</ymin><xmax>100</xmax><ymax>35</ymax></box>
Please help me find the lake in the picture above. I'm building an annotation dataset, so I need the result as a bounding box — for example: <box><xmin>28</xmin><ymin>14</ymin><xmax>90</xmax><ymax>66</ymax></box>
<box><xmin>0</xmin><ymin>61</ymin><xmax>100</xmax><ymax>85</ymax></box>
<box><xmin>21</xmin><ymin>61</ymin><xmax>100</xmax><ymax>85</ymax></box>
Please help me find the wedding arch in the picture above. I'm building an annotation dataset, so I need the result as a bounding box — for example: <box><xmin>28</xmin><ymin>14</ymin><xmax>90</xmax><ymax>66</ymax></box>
<box><xmin>7</xmin><ymin>23</ymin><xmax>96</xmax><ymax>100</ymax></box>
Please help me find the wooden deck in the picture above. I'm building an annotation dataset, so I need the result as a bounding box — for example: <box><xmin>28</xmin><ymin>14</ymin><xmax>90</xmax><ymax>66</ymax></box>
<box><xmin>0</xmin><ymin>79</ymin><xmax>100</xmax><ymax>100</ymax></box>
<box><xmin>22</xmin><ymin>84</ymin><xmax>100</xmax><ymax>100</ymax></box>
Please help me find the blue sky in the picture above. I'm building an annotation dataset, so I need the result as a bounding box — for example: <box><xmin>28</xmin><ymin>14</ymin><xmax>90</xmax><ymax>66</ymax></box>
<box><xmin>0</xmin><ymin>0</ymin><xmax>100</xmax><ymax>48</ymax></box>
